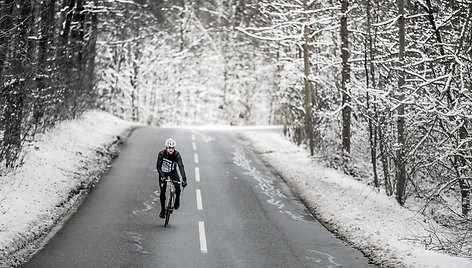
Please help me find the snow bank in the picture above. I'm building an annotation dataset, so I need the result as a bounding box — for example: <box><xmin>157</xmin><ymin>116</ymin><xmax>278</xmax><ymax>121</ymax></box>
<box><xmin>242</xmin><ymin>131</ymin><xmax>472</xmax><ymax>268</ymax></box>
<box><xmin>0</xmin><ymin>111</ymin><xmax>139</xmax><ymax>267</ymax></box>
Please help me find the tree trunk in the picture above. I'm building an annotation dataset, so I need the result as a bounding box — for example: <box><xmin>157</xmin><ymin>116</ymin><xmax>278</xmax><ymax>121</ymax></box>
<box><xmin>59</xmin><ymin>0</ymin><xmax>75</xmax><ymax>49</ymax></box>
<box><xmin>458</xmin><ymin>125</ymin><xmax>470</xmax><ymax>215</ymax></box>
<box><xmin>179</xmin><ymin>0</ymin><xmax>186</xmax><ymax>52</ymax></box>
<box><xmin>303</xmin><ymin>0</ymin><xmax>314</xmax><ymax>156</ymax></box>
<box><xmin>395</xmin><ymin>0</ymin><xmax>407</xmax><ymax>206</ymax></box>
<box><xmin>55</xmin><ymin>0</ymin><xmax>75</xmax><ymax>118</ymax></box>
<box><xmin>340</xmin><ymin>0</ymin><xmax>351</xmax><ymax>160</ymax></box>
<box><xmin>378</xmin><ymin>124</ymin><xmax>393</xmax><ymax>196</ymax></box>
<box><xmin>34</xmin><ymin>0</ymin><xmax>56</xmax><ymax>125</ymax></box>
<box><xmin>85</xmin><ymin>0</ymin><xmax>98</xmax><ymax>96</ymax></box>
<box><xmin>365</xmin><ymin>0</ymin><xmax>379</xmax><ymax>187</ymax></box>
<box><xmin>422</xmin><ymin>0</ymin><xmax>445</xmax><ymax>56</ymax></box>
<box><xmin>37</xmin><ymin>0</ymin><xmax>55</xmax><ymax>66</ymax></box>
<box><xmin>130</xmin><ymin>39</ymin><xmax>140</xmax><ymax>122</ymax></box>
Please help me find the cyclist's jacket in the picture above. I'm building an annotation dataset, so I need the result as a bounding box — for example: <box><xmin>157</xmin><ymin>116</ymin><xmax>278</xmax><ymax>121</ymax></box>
<box><xmin>156</xmin><ymin>149</ymin><xmax>187</xmax><ymax>182</ymax></box>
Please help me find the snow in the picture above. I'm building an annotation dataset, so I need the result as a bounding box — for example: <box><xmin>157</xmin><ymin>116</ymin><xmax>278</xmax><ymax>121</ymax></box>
<box><xmin>0</xmin><ymin>111</ymin><xmax>141</xmax><ymax>267</ymax></box>
<box><xmin>0</xmin><ymin>110</ymin><xmax>471</xmax><ymax>267</ymax></box>
<box><xmin>242</xmin><ymin>131</ymin><xmax>472</xmax><ymax>268</ymax></box>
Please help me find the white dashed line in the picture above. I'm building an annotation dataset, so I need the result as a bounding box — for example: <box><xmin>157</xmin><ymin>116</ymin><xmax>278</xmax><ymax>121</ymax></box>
<box><xmin>195</xmin><ymin>167</ymin><xmax>200</xmax><ymax>182</ymax></box>
<box><xmin>198</xmin><ymin>221</ymin><xmax>208</xmax><ymax>253</ymax></box>
<box><xmin>192</xmin><ymin>133</ymin><xmax>205</xmax><ymax>254</ymax></box>
<box><xmin>196</xmin><ymin>189</ymin><xmax>203</xmax><ymax>210</ymax></box>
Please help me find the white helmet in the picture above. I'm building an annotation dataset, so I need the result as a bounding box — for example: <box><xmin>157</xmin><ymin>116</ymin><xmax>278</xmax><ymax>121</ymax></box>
<box><xmin>165</xmin><ymin>138</ymin><xmax>176</xmax><ymax>147</ymax></box>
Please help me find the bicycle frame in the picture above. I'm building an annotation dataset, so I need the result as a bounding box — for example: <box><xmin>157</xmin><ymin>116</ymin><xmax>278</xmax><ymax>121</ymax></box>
<box><xmin>164</xmin><ymin>178</ymin><xmax>181</xmax><ymax>227</ymax></box>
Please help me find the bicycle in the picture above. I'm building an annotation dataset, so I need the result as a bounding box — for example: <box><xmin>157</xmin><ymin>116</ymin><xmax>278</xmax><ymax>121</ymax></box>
<box><xmin>162</xmin><ymin>177</ymin><xmax>182</xmax><ymax>227</ymax></box>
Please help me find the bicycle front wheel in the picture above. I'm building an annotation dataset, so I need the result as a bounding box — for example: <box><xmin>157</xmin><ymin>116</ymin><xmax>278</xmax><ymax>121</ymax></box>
<box><xmin>164</xmin><ymin>209</ymin><xmax>171</xmax><ymax>227</ymax></box>
<box><xmin>164</xmin><ymin>196</ymin><xmax>173</xmax><ymax>227</ymax></box>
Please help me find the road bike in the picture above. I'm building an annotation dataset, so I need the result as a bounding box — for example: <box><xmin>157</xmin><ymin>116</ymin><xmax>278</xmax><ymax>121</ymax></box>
<box><xmin>162</xmin><ymin>178</ymin><xmax>182</xmax><ymax>227</ymax></box>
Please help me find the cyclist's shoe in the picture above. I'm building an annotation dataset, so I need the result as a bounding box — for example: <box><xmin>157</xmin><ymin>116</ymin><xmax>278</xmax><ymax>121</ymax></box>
<box><xmin>174</xmin><ymin>198</ymin><xmax>180</xmax><ymax>210</ymax></box>
<box><xmin>159</xmin><ymin>210</ymin><xmax>165</xmax><ymax>218</ymax></box>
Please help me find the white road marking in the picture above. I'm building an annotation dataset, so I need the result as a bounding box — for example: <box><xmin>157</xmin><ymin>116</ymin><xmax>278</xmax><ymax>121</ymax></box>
<box><xmin>198</xmin><ymin>221</ymin><xmax>208</xmax><ymax>253</ymax></box>
<box><xmin>195</xmin><ymin>167</ymin><xmax>200</xmax><ymax>182</ymax></box>
<box><xmin>193</xmin><ymin>133</ymin><xmax>206</xmax><ymax>254</ymax></box>
<box><xmin>196</xmin><ymin>189</ymin><xmax>203</xmax><ymax>210</ymax></box>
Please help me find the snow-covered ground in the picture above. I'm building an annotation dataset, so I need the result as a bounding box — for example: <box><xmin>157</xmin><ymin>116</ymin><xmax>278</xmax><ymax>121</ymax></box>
<box><xmin>242</xmin><ymin>131</ymin><xmax>472</xmax><ymax>268</ymax></box>
<box><xmin>0</xmin><ymin>110</ymin><xmax>471</xmax><ymax>267</ymax></box>
<box><xmin>0</xmin><ymin>111</ymin><xmax>140</xmax><ymax>267</ymax></box>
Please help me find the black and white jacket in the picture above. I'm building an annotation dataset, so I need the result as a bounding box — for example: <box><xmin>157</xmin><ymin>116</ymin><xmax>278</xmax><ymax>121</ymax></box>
<box><xmin>156</xmin><ymin>149</ymin><xmax>187</xmax><ymax>182</ymax></box>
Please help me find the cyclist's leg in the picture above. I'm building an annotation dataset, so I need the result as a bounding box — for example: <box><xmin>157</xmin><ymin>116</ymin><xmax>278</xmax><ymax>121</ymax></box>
<box><xmin>171</xmin><ymin>171</ymin><xmax>181</xmax><ymax>209</ymax></box>
<box><xmin>159</xmin><ymin>177</ymin><xmax>167</xmax><ymax>217</ymax></box>
<box><xmin>174</xmin><ymin>183</ymin><xmax>181</xmax><ymax>209</ymax></box>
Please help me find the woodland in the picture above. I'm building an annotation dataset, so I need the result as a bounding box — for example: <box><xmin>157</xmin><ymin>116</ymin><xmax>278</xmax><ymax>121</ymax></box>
<box><xmin>0</xmin><ymin>0</ymin><xmax>471</xmax><ymax>257</ymax></box>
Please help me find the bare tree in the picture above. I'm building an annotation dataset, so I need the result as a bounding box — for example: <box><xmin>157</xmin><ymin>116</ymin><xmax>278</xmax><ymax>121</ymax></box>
<box><xmin>340</xmin><ymin>0</ymin><xmax>351</xmax><ymax>160</ymax></box>
<box><xmin>394</xmin><ymin>0</ymin><xmax>407</xmax><ymax>206</ymax></box>
<box><xmin>364</xmin><ymin>0</ymin><xmax>379</xmax><ymax>188</ymax></box>
<box><xmin>303</xmin><ymin>0</ymin><xmax>315</xmax><ymax>155</ymax></box>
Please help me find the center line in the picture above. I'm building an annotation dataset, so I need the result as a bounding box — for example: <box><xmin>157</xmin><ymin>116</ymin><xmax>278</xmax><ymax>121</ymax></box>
<box><xmin>196</xmin><ymin>189</ymin><xmax>203</xmax><ymax>210</ymax></box>
<box><xmin>198</xmin><ymin>221</ymin><xmax>208</xmax><ymax>253</ymax></box>
<box><xmin>193</xmin><ymin>142</ymin><xmax>197</xmax><ymax>151</ymax></box>
<box><xmin>194</xmin><ymin>153</ymin><xmax>199</xmax><ymax>164</ymax></box>
<box><xmin>195</xmin><ymin>167</ymin><xmax>200</xmax><ymax>182</ymax></box>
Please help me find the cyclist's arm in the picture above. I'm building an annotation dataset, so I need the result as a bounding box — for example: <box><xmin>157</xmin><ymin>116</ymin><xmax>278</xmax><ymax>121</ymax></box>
<box><xmin>175</xmin><ymin>152</ymin><xmax>187</xmax><ymax>182</ymax></box>
<box><xmin>156</xmin><ymin>151</ymin><xmax>164</xmax><ymax>178</ymax></box>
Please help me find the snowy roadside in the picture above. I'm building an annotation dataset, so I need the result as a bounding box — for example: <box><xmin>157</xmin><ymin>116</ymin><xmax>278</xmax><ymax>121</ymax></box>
<box><xmin>241</xmin><ymin>131</ymin><xmax>472</xmax><ymax>268</ymax></box>
<box><xmin>0</xmin><ymin>111</ymin><xmax>140</xmax><ymax>267</ymax></box>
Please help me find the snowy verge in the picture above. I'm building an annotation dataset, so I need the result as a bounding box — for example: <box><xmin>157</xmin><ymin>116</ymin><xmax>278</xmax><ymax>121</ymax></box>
<box><xmin>0</xmin><ymin>110</ymin><xmax>140</xmax><ymax>267</ymax></box>
<box><xmin>241</xmin><ymin>131</ymin><xmax>472</xmax><ymax>268</ymax></box>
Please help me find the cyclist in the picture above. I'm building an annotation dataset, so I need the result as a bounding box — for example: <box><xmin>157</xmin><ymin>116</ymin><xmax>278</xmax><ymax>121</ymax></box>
<box><xmin>156</xmin><ymin>138</ymin><xmax>188</xmax><ymax>218</ymax></box>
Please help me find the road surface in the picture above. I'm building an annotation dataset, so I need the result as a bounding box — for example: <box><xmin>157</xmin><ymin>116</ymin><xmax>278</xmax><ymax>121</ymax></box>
<box><xmin>23</xmin><ymin>127</ymin><xmax>375</xmax><ymax>267</ymax></box>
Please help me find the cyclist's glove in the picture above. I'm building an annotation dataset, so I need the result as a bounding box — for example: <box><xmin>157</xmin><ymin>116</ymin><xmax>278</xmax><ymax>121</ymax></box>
<box><xmin>182</xmin><ymin>181</ymin><xmax>187</xmax><ymax>188</ymax></box>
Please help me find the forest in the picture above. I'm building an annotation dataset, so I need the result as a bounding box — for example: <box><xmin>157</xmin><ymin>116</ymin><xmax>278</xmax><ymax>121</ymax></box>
<box><xmin>0</xmin><ymin>0</ymin><xmax>471</xmax><ymax>257</ymax></box>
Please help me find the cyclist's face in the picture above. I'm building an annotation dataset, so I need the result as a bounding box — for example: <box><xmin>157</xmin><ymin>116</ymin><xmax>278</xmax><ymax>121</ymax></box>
<box><xmin>166</xmin><ymin>147</ymin><xmax>175</xmax><ymax>154</ymax></box>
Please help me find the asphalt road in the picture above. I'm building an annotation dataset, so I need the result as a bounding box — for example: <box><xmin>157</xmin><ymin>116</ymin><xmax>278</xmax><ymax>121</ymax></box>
<box><xmin>23</xmin><ymin>127</ymin><xmax>375</xmax><ymax>268</ymax></box>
